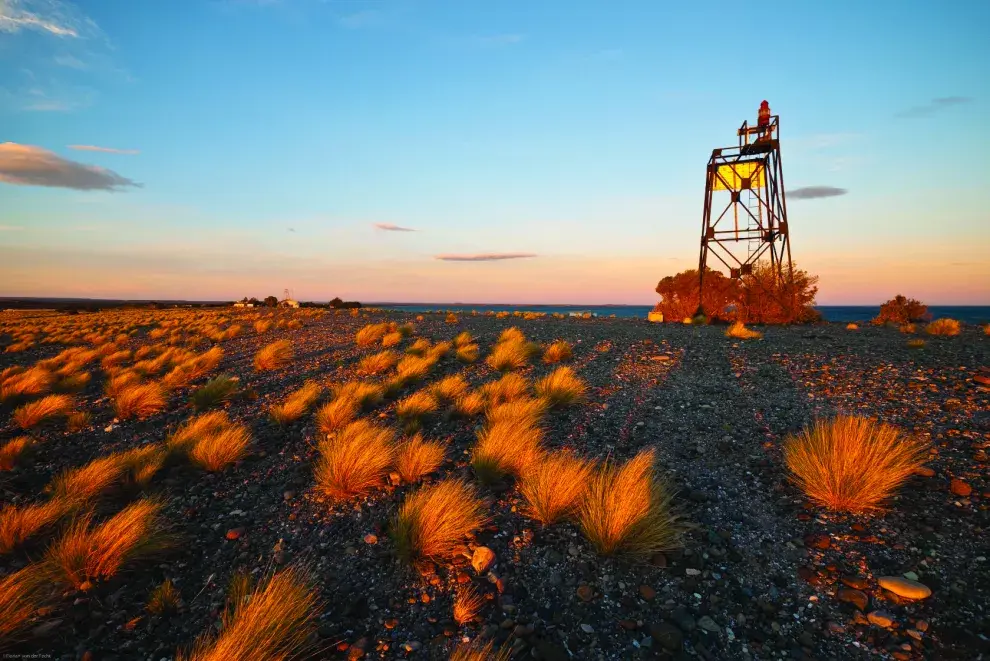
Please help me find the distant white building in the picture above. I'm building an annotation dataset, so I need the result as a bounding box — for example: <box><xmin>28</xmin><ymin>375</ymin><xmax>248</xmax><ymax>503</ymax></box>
<box><xmin>233</xmin><ymin>302</ymin><xmax>254</xmax><ymax>308</ymax></box>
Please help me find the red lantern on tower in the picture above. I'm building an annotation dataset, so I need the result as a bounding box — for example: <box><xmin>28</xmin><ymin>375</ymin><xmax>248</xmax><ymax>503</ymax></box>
<box><xmin>757</xmin><ymin>100</ymin><xmax>771</xmax><ymax>127</ymax></box>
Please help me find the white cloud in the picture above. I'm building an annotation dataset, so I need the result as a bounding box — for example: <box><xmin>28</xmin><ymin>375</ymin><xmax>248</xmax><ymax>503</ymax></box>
<box><xmin>68</xmin><ymin>144</ymin><xmax>139</xmax><ymax>155</ymax></box>
<box><xmin>0</xmin><ymin>0</ymin><xmax>95</xmax><ymax>38</ymax></box>
<box><xmin>0</xmin><ymin>142</ymin><xmax>139</xmax><ymax>190</ymax></box>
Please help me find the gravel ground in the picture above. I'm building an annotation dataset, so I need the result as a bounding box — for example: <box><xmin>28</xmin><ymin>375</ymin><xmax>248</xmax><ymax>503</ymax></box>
<box><xmin>1</xmin><ymin>310</ymin><xmax>988</xmax><ymax>661</ymax></box>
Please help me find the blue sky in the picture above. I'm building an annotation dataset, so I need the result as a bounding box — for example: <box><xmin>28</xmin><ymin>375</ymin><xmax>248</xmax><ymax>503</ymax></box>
<box><xmin>1</xmin><ymin>0</ymin><xmax>988</xmax><ymax>304</ymax></box>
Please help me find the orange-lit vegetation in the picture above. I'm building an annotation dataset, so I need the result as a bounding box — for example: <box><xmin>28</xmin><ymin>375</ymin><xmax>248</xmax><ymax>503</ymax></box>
<box><xmin>314</xmin><ymin>396</ymin><xmax>359</xmax><ymax>435</ymax></box>
<box><xmin>314</xmin><ymin>420</ymin><xmax>396</xmax><ymax>500</ymax></box>
<box><xmin>356</xmin><ymin>350</ymin><xmax>398</xmax><ymax>375</ymax></box>
<box><xmin>453</xmin><ymin>331</ymin><xmax>473</xmax><ymax>347</ymax></box>
<box><xmin>406</xmin><ymin>337</ymin><xmax>432</xmax><ymax>356</ymax></box>
<box><xmin>472</xmin><ymin>406</ymin><xmax>544</xmax><ymax>484</ymax></box>
<box><xmin>391</xmin><ymin>479</ymin><xmax>486</xmax><ymax>562</ymax></box>
<box><xmin>873</xmin><ymin>295</ymin><xmax>929</xmax><ymax>326</ymax></box>
<box><xmin>114</xmin><ymin>381</ymin><xmax>167</xmax><ymax>419</ymax></box>
<box><xmin>382</xmin><ymin>331</ymin><xmax>402</xmax><ymax>348</ymax></box>
<box><xmin>147</xmin><ymin>579</ymin><xmax>182</xmax><ymax>615</ymax></box>
<box><xmin>486</xmin><ymin>339</ymin><xmax>530</xmax><ymax>372</ymax></box>
<box><xmin>269</xmin><ymin>381</ymin><xmax>321</xmax><ymax>424</ymax></box>
<box><xmin>452</xmin><ymin>392</ymin><xmax>486</xmax><ymax>417</ymax></box>
<box><xmin>396</xmin><ymin>390</ymin><xmax>439</xmax><ymax>426</ymax></box>
<box><xmin>430</xmin><ymin>374</ymin><xmax>470</xmax><ymax>403</ymax></box>
<box><xmin>521</xmin><ymin>452</ymin><xmax>594</xmax><ymax>524</ymax></box>
<box><xmin>253</xmin><ymin>340</ymin><xmax>293</xmax><ymax>370</ymax></box>
<box><xmin>479</xmin><ymin>373</ymin><xmax>529</xmax><ymax>406</ymax></box>
<box><xmin>0</xmin><ymin>366</ymin><xmax>54</xmax><ymax>402</ymax></box>
<box><xmin>12</xmin><ymin>394</ymin><xmax>74</xmax><ymax>429</ymax></box>
<box><xmin>177</xmin><ymin>567</ymin><xmax>318</xmax><ymax>661</ymax></box>
<box><xmin>455</xmin><ymin>343</ymin><xmax>480</xmax><ymax>363</ymax></box>
<box><xmin>167</xmin><ymin>411</ymin><xmax>250</xmax><ymax>471</ymax></box>
<box><xmin>0</xmin><ymin>564</ymin><xmax>51</xmax><ymax>643</ymax></box>
<box><xmin>0</xmin><ymin>436</ymin><xmax>32</xmax><ymax>470</ymax></box>
<box><xmin>542</xmin><ymin>340</ymin><xmax>573</xmax><ymax>363</ymax></box>
<box><xmin>926</xmin><ymin>318</ymin><xmax>961</xmax><ymax>336</ymax></box>
<box><xmin>453</xmin><ymin>584</ymin><xmax>485</xmax><ymax>625</ymax></box>
<box><xmin>50</xmin><ymin>454</ymin><xmax>130</xmax><ymax>506</ymax></box>
<box><xmin>162</xmin><ymin>346</ymin><xmax>224</xmax><ymax>389</ymax></box>
<box><xmin>578</xmin><ymin>449</ymin><xmax>683</xmax><ymax>558</ymax></box>
<box><xmin>395</xmin><ymin>355</ymin><xmax>436</xmax><ymax>385</ymax></box>
<box><xmin>395</xmin><ymin>435</ymin><xmax>445</xmax><ymax>483</ymax></box>
<box><xmin>356</xmin><ymin>323</ymin><xmax>388</xmax><ymax>347</ymax></box>
<box><xmin>907</xmin><ymin>338</ymin><xmax>926</xmax><ymax>349</ymax></box>
<box><xmin>725</xmin><ymin>320</ymin><xmax>762</xmax><ymax>340</ymax></box>
<box><xmin>784</xmin><ymin>416</ymin><xmax>929</xmax><ymax>513</ymax></box>
<box><xmin>254</xmin><ymin>319</ymin><xmax>272</xmax><ymax>334</ymax></box>
<box><xmin>449</xmin><ymin>639</ymin><xmax>511</xmax><ymax>661</ymax></box>
<box><xmin>0</xmin><ymin>500</ymin><xmax>67</xmax><ymax>554</ymax></box>
<box><xmin>44</xmin><ymin>499</ymin><xmax>169</xmax><ymax>589</ymax></box>
<box><xmin>446</xmin><ymin>313</ymin><xmax>459</xmax><ymax>324</ymax></box>
<box><xmin>332</xmin><ymin>381</ymin><xmax>384</xmax><ymax>408</ymax></box>
<box><xmin>534</xmin><ymin>367</ymin><xmax>587</xmax><ymax>408</ymax></box>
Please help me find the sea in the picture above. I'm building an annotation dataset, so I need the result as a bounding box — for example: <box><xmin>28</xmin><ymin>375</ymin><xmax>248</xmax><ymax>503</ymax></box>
<box><xmin>376</xmin><ymin>304</ymin><xmax>990</xmax><ymax>325</ymax></box>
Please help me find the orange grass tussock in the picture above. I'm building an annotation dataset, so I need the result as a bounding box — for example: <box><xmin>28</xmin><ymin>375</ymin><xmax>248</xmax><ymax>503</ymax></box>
<box><xmin>578</xmin><ymin>449</ymin><xmax>684</xmax><ymax>559</ymax></box>
<box><xmin>0</xmin><ymin>500</ymin><xmax>68</xmax><ymax>554</ymax></box>
<box><xmin>188</xmin><ymin>422</ymin><xmax>251</xmax><ymax>471</ymax></box>
<box><xmin>314</xmin><ymin>420</ymin><xmax>396</xmax><ymax>501</ymax></box>
<box><xmin>12</xmin><ymin>394</ymin><xmax>74</xmax><ymax>429</ymax></box>
<box><xmin>332</xmin><ymin>381</ymin><xmax>385</xmax><ymax>409</ymax></box>
<box><xmin>453</xmin><ymin>584</ymin><xmax>485</xmax><ymax>625</ymax></box>
<box><xmin>472</xmin><ymin>414</ymin><xmax>544</xmax><ymax>484</ymax></box>
<box><xmin>521</xmin><ymin>452</ymin><xmax>595</xmax><ymax>524</ymax></box>
<box><xmin>0</xmin><ymin>436</ymin><xmax>32</xmax><ymax>471</ymax></box>
<box><xmin>455</xmin><ymin>343</ymin><xmax>480</xmax><ymax>363</ymax></box>
<box><xmin>254</xmin><ymin>340</ymin><xmax>293</xmax><ymax>371</ymax></box>
<box><xmin>452</xmin><ymin>392</ymin><xmax>486</xmax><ymax>417</ymax></box>
<box><xmin>114</xmin><ymin>381</ymin><xmax>167</xmax><ymax>420</ymax></box>
<box><xmin>784</xmin><ymin>416</ymin><xmax>929</xmax><ymax>513</ymax></box>
<box><xmin>0</xmin><ymin>564</ymin><xmax>53</xmax><ymax>644</ymax></box>
<box><xmin>453</xmin><ymin>331</ymin><xmax>473</xmax><ymax>347</ymax></box>
<box><xmin>486</xmin><ymin>340</ymin><xmax>530</xmax><ymax>372</ymax></box>
<box><xmin>395</xmin><ymin>435</ymin><xmax>445</xmax><ymax>483</ymax></box>
<box><xmin>50</xmin><ymin>454</ymin><xmax>130</xmax><ymax>506</ymax></box>
<box><xmin>430</xmin><ymin>374</ymin><xmax>470</xmax><ymax>403</ymax></box>
<box><xmin>390</xmin><ymin>478</ymin><xmax>486</xmax><ymax>562</ymax></box>
<box><xmin>191</xmin><ymin>375</ymin><xmax>240</xmax><ymax>410</ymax></box>
<box><xmin>357</xmin><ymin>350</ymin><xmax>398</xmax><ymax>375</ymax></box>
<box><xmin>449</xmin><ymin>639</ymin><xmax>511</xmax><ymax>661</ymax></box>
<box><xmin>314</xmin><ymin>396</ymin><xmax>360</xmax><ymax>435</ymax></box>
<box><xmin>479</xmin><ymin>373</ymin><xmax>529</xmax><ymax>406</ymax></box>
<box><xmin>725</xmin><ymin>321</ymin><xmax>763</xmax><ymax>340</ymax></box>
<box><xmin>395</xmin><ymin>390</ymin><xmax>439</xmax><ymax>421</ymax></box>
<box><xmin>147</xmin><ymin>578</ymin><xmax>182</xmax><ymax>615</ymax></box>
<box><xmin>0</xmin><ymin>366</ymin><xmax>54</xmax><ymax>402</ymax></box>
<box><xmin>269</xmin><ymin>381</ymin><xmax>322</xmax><ymax>424</ymax></box>
<box><xmin>926</xmin><ymin>318</ymin><xmax>961</xmax><ymax>336</ymax></box>
<box><xmin>542</xmin><ymin>340</ymin><xmax>573</xmax><ymax>363</ymax></box>
<box><xmin>534</xmin><ymin>367</ymin><xmax>587</xmax><ymax>408</ymax></box>
<box><xmin>44</xmin><ymin>498</ymin><xmax>170</xmax><ymax>589</ymax></box>
<box><xmin>177</xmin><ymin>567</ymin><xmax>319</xmax><ymax>661</ymax></box>
<box><xmin>356</xmin><ymin>323</ymin><xmax>389</xmax><ymax>347</ymax></box>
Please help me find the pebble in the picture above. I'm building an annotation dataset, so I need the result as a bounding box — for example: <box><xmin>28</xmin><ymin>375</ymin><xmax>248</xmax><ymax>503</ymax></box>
<box><xmin>950</xmin><ymin>478</ymin><xmax>972</xmax><ymax>497</ymax></box>
<box><xmin>639</xmin><ymin>585</ymin><xmax>656</xmax><ymax>601</ymax></box>
<box><xmin>867</xmin><ymin>610</ymin><xmax>896</xmax><ymax>628</ymax></box>
<box><xmin>837</xmin><ymin>588</ymin><xmax>868</xmax><ymax>611</ymax></box>
<box><xmin>576</xmin><ymin>585</ymin><xmax>594</xmax><ymax>602</ymax></box>
<box><xmin>697</xmin><ymin>616</ymin><xmax>721</xmax><ymax>634</ymax></box>
<box><xmin>225</xmin><ymin>528</ymin><xmax>244</xmax><ymax>541</ymax></box>
<box><xmin>471</xmin><ymin>546</ymin><xmax>496</xmax><ymax>574</ymax></box>
<box><xmin>363</xmin><ymin>533</ymin><xmax>378</xmax><ymax>545</ymax></box>
<box><xmin>878</xmin><ymin>576</ymin><xmax>931</xmax><ymax>600</ymax></box>
<box><xmin>685</xmin><ymin>568</ymin><xmax>701</xmax><ymax>576</ymax></box>
<box><xmin>649</xmin><ymin>622</ymin><xmax>683</xmax><ymax>651</ymax></box>
<box><xmin>283</xmin><ymin>490</ymin><xmax>296</xmax><ymax>501</ymax></box>
<box><xmin>580</xmin><ymin>624</ymin><xmax>595</xmax><ymax>634</ymax></box>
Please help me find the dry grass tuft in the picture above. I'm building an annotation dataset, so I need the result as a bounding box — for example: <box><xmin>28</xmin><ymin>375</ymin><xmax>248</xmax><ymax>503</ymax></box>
<box><xmin>406</xmin><ymin>338</ymin><xmax>432</xmax><ymax>356</ymax></box>
<box><xmin>450</xmin><ymin>639</ymin><xmax>511</xmax><ymax>661</ymax></box>
<box><xmin>899</xmin><ymin>323</ymin><xmax>916</xmax><ymax>334</ymax></box>
<box><xmin>446</xmin><ymin>313</ymin><xmax>459</xmax><ymax>324</ymax></box>
<box><xmin>188</xmin><ymin>422</ymin><xmax>251</xmax><ymax>472</ymax></box>
<box><xmin>314</xmin><ymin>420</ymin><xmax>396</xmax><ymax>500</ymax></box>
<box><xmin>390</xmin><ymin>479</ymin><xmax>486</xmax><ymax>562</ymax></box>
<box><xmin>725</xmin><ymin>321</ymin><xmax>763</xmax><ymax>340</ymax></box>
<box><xmin>453</xmin><ymin>331</ymin><xmax>473</xmax><ymax>347</ymax></box>
<box><xmin>66</xmin><ymin>410</ymin><xmax>92</xmax><ymax>433</ymax></box>
<box><xmin>332</xmin><ymin>381</ymin><xmax>385</xmax><ymax>408</ymax></box>
<box><xmin>845</xmin><ymin>323</ymin><xmax>859</xmax><ymax>330</ymax></box>
<box><xmin>486</xmin><ymin>398</ymin><xmax>547</xmax><ymax>426</ymax></box>
<box><xmin>44</xmin><ymin>498</ymin><xmax>170</xmax><ymax>589</ymax></box>
<box><xmin>397</xmin><ymin>322</ymin><xmax>415</xmax><ymax>337</ymax></box>
<box><xmin>147</xmin><ymin>578</ymin><xmax>182</xmax><ymax>615</ymax></box>
<box><xmin>907</xmin><ymin>338</ymin><xmax>926</xmax><ymax>349</ymax></box>
<box><xmin>521</xmin><ymin>452</ymin><xmax>595</xmax><ymax>524</ymax></box>
<box><xmin>984</xmin><ymin>323</ymin><xmax>990</xmax><ymax>336</ymax></box>
<box><xmin>314</xmin><ymin>396</ymin><xmax>359</xmax><ymax>435</ymax></box>
<box><xmin>395</xmin><ymin>435</ymin><xmax>445</xmax><ymax>483</ymax></box>
<box><xmin>472</xmin><ymin>413</ymin><xmax>544</xmax><ymax>484</ymax></box>
<box><xmin>356</xmin><ymin>323</ymin><xmax>389</xmax><ymax>347</ymax></box>
<box><xmin>254</xmin><ymin>340</ymin><xmax>293</xmax><ymax>371</ymax></box>
<box><xmin>453</xmin><ymin>584</ymin><xmax>485</xmax><ymax>625</ymax></box>
<box><xmin>498</xmin><ymin>327</ymin><xmax>525</xmax><ymax>344</ymax></box>
<box><xmin>784</xmin><ymin>416</ymin><xmax>929</xmax><ymax>513</ymax></box>
<box><xmin>114</xmin><ymin>381</ymin><xmax>167</xmax><ymax>420</ymax></box>
<box><xmin>0</xmin><ymin>564</ymin><xmax>52</xmax><ymax>643</ymax></box>
<box><xmin>54</xmin><ymin>371</ymin><xmax>91</xmax><ymax>393</ymax></box>
<box><xmin>395</xmin><ymin>355</ymin><xmax>436</xmax><ymax>384</ymax></box>
<box><xmin>486</xmin><ymin>340</ymin><xmax>530</xmax><ymax>372</ymax></box>
<box><xmin>0</xmin><ymin>366</ymin><xmax>54</xmax><ymax>402</ymax></box>
<box><xmin>12</xmin><ymin>394</ymin><xmax>74</xmax><ymax>429</ymax></box>
<box><xmin>534</xmin><ymin>367</ymin><xmax>587</xmax><ymax>408</ymax></box>
<box><xmin>0</xmin><ymin>436</ymin><xmax>32</xmax><ymax>471</ymax></box>
<box><xmin>357</xmin><ymin>350</ymin><xmax>398</xmax><ymax>375</ymax></box>
<box><xmin>427</xmin><ymin>340</ymin><xmax>453</xmax><ymax>360</ymax></box>
<box><xmin>191</xmin><ymin>375</ymin><xmax>239</xmax><ymax>410</ymax></box>
<box><xmin>105</xmin><ymin>369</ymin><xmax>141</xmax><ymax>399</ymax></box>
<box><xmin>542</xmin><ymin>340</ymin><xmax>573</xmax><ymax>363</ymax></box>
<box><xmin>254</xmin><ymin>320</ymin><xmax>272</xmax><ymax>334</ymax></box>
<box><xmin>452</xmin><ymin>392</ymin><xmax>486</xmax><ymax>417</ymax></box>
<box><xmin>269</xmin><ymin>381</ymin><xmax>322</xmax><ymax>424</ymax></box>
<box><xmin>578</xmin><ymin>449</ymin><xmax>683</xmax><ymax>559</ymax></box>
<box><xmin>51</xmin><ymin>454</ymin><xmax>129</xmax><ymax>506</ymax></box>
<box><xmin>381</xmin><ymin>331</ymin><xmax>402</xmax><ymax>348</ymax></box>
<box><xmin>926</xmin><ymin>318</ymin><xmax>961</xmax><ymax>336</ymax></box>
<box><xmin>430</xmin><ymin>374</ymin><xmax>470</xmax><ymax>403</ymax></box>
<box><xmin>168</xmin><ymin>411</ymin><xmax>231</xmax><ymax>455</ymax></box>
<box><xmin>162</xmin><ymin>346</ymin><xmax>224</xmax><ymax>389</ymax></box>
<box><xmin>480</xmin><ymin>373</ymin><xmax>530</xmax><ymax>406</ymax></box>
<box><xmin>177</xmin><ymin>567</ymin><xmax>318</xmax><ymax>661</ymax></box>
<box><xmin>396</xmin><ymin>390</ymin><xmax>439</xmax><ymax>422</ymax></box>
<box><xmin>455</xmin><ymin>343</ymin><xmax>480</xmax><ymax>363</ymax></box>
<box><xmin>0</xmin><ymin>501</ymin><xmax>67</xmax><ymax>554</ymax></box>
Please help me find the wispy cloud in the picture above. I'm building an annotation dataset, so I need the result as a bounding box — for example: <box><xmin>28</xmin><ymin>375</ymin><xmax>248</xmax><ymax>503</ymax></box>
<box><xmin>0</xmin><ymin>142</ymin><xmax>140</xmax><ymax>191</ymax></box>
<box><xmin>896</xmin><ymin>97</ymin><xmax>972</xmax><ymax>119</ymax></box>
<box><xmin>0</xmin><ymin>224</ymin><xmax>24</xmax><ymax>231</ymax></box>
<box><xmin>435</xmin><ymin>253</ymin><xmax>537</xmax><ymax>262</ymax></box>
<box><xmin>374</xmin><ymin>222</ymin><xmax>416</xmax><ymax>232</ymax></box>
<box><xmin>789</xmin><ymin>186</ymin><xmax>847</xmax><ymax>200</ymax></box>
<box><xmin>0</xmin><ymin>0</ymin><xmax>97</xmax><ymax>38</ymax></box>
<box><xmin>68</xmin><ymin>144</ymin><xmax>139</xmax><ymax>155</ymax></box>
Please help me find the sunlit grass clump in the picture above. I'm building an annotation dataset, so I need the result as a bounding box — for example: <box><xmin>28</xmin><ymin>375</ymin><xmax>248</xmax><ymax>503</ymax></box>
<box><xmin>0</xmin><ymin>366</ymin><xmax>54</xmax><ymax>403</ymax></box>
<box><xmin>907</xmin><ymin>338</ymin><xmax>926</xmax><ymax>349</ymax></box>
<box><xmin>0</xmin><ymin>436</ymin><xmax>32</xmax><ymax>471</ymax></box>
<box><xmin>452</xmin><ymin>392</ymin><xmax>486</xmax><ymax>417</ymax></box>
<box><xmin>177</xmin><ymin>567</ymin><xmax>318</xmax><ymax>661</ymax></box>
<box><xmin>450</xmin><ymin>640</ymin><xmax>511</xmax><ymax>661</ymax></box>
<box><xmin>12</xmin><ymin>394</ymin><xmax>74</xmax><ymax>429</ymax></box>
<box><xmin>472</xmin><ymin>413</ymin><xmax>544</xmax><ymax>484</ymax></box>
<box><xmin>168</xmin><ymin>411</ymin><xmax>251</xmax><ymax>471</ymax></box>
<box><xmin>191</xmin><ymin>375</ymin><xmax>239</xmax><ymax>410</ymax></box>
<box><xmin>430</xmin><ymin>374</ymin><xmax>470</xmax><ymax>403</ymax></box>
<box><xmin>578</xmin><ymin>449</ymin><xmax>683</xmax><ymax>559</ymax></box>
<box><xmin>521</xmin><ymin>452</ymin><xmax>594</xmax><ymax>524</ymax></box>
<box><xmin>147</xmin><ymin>578</ymin><xmax>182</xmax><ymax>615</ymax></box>
<box><xmin>314</xmin><ymin>396</ymin><xmax>359</xmax><ymax>435</ymax></box>
<box><xmin>479</xmin><ymin>373</ymin><xmax>529</xmax><ymax>405</ymax></box>
<box><xmin>396</xmin><ymin>390</ymin><xmax>439</xmax><ymax>425</ymax></box>
<box><xmin>0</xmin><ymin>500</ymin><xmax>67</xmax><ymax>554</ymax></box>
<box><xmin>254</xmin><ymin>340</ymin><xmax>293</xmax><ymax>371</ymax></box>
<box><xmin>534</xmin><ymin>367</ymin><xmax>587</xmax><ymax>408</ymax></box>
<box><xmin>395</xmin><ymin>435</ymin><xmax>445</xmax><ymax>483</ymax></box>
<box><xmin>926</xmin><ymin>318</ymin><xmax>961</xmax><ymax>336</ymax></box>
<box><xmin>314</xmin><ymin>420</ymin><xmax>395</xmax><ymax>501</ymax></box>
<box><xmin>455</xmin><ymin>343</ymin><xmax>480</xmax><ymax>363</ymax></box>
<box><xmin>784</xmin><ymin>415</ymin><xmax>929</xmax><ymax>513</ymax></box>
<box><xmin>486</xmin><ymin>340</ymin><xmax>530</xmax><ymax>372</ymax></box>
<box><xmin>453</xmin><ymin>584</ymin><xmax>485</xmax><ymax>625</ymax></box>
<box><xmin>542</xmin><ymin>340</ymin><xmax>573</xmax><ymax>363</ymax></box>
<box><xmin>390</xmin><ymin>479</ymin><xmax>486</xmax><ymax>562</ymax></box>
<box><xmin>332</xmin><ymin>381</ymin><xmax>384</xmax><ymax>409</ymax></box>
<box><xmin>357</xmin><ymin>350</ymin><xmax>398</xmax><ymax>375</ymax></box>
<box><xmin>269</xmin><ymin>381</ymin><xmax>321</xmax><ymax>424</ymax></box>
<box><xmin>725</xmin><ymin>321</ymin><xmax>762</xmax><ymax>340</ymax></box>
<box><xmin>356</xmin><ymin>323</ymin><xmax>388</xmax><ymax>347</ymax></box>
<box><xmin>0</xmin><ymin>564</ymin><xmax>52</xmax><ymax>643</ymax></box>
<box><xmin>114</xmin><ymin>381</ymin><xmax>167</xmax><ymax>420</ymax></box>
<box><xmin>44</xmin><ymin>498</ymin><xmax>169</xmax><ymax>590</ymax></box>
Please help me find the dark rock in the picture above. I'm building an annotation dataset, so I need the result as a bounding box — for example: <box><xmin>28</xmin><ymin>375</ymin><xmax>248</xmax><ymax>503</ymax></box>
<box><xmin>649</xmin><ymin>622</ymin><xmax>684</xmax><ymax>651</ymax></box>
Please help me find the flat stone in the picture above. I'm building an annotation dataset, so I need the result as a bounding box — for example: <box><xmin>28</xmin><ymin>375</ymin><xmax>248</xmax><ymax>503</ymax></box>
<box><xmin>698</xmin><ymin>616</ymin><xmax>721</xmax><ymax>634</ymax></box>
<box><xmin>580</xmin><ymin>623</ymin><xmax>595</xmax><ymax>634</ymax></box>
<box><xmin>225</xmin><ymin>527</ymin><xmax>244</xmax><ymax>540</ymax></box>
<box><xmin>639</xmin><ymin>585</ymin><xmax>656</xmax><ymax>601</ymax></box>
<box><xmin>867</xmin><ymin>610</ymin><xmax>896</xmax><ymax>628</ymax></box>
<box><xmin>878</xmin><ymin>576</ymin><xmax>931</xmax><ymax>600</ymax></box>
<box><xmin>576</xmin><ymin>585</ymin><xmax>594</xmax><ymax>602</ymax></box>
<box><xmin>912</xmin><ymin>466</ymin><xmax>935</xmax><ymax>478</ymax></box>
<box><xmin>840</xmin><ymin>575</ymin><xmax>869</xmax><ymax>590</ymax></box>
<box><xmin>471</xmin><ymin>546</ymin><xmax>496</xmax><ymax>574</ymax></box>
<box><xmin>649</xmin><ymin>622</ymin><xmax>683</xmax><ymax>651</ymax></box>
<box><xmin>837</xmin><ymin>588</ymin><xmax>868</xmax><ymax>611</ymax></box>
<box><xmin>950</xmin><ymin>479</ymin><xmax>972</xmax><ymax>497</ymax></box>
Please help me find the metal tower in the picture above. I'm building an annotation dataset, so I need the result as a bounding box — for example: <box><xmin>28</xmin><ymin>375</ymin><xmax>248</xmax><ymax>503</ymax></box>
<box><xmin>697</xmin><ymin>101</ymin><xmax>793</xmax><ymax>315</ymax></box>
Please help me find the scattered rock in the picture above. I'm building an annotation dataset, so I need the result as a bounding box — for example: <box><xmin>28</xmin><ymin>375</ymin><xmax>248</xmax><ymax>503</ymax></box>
<box><xmin>837</xmin><ymin>588</ymin><xmax>869</xmax><ymax>611</ymax></box>
<box><xmin>225</xmin><ymin>528</ymin><xmax>244</xmax><ymax>541</ymax></box>
<box><xmin>471</xmin><ymin>546</ymin><xmax>496</xmax><ymax>574</ymax></box>
<box><xmin>576</xmin><ymin>585</ymin><xmax>594</xmax><ymax>602</ymax></box>
<box><xmin>363</xmin><ymin>533</ymin><xmax>378</xmax><ymax>545</ymax></box>
<box><xmin>697</xmin><ymin>615</ymin><xmax>721</xmax><ymax>634</ymax></box>
<box><xmin>878</xmin><ymin>576</ymin><xmax>931</xmax><ymax>600</ymax></box>
<box><xmin>950</xmin><ymin>478</ymin><xmax>973</xmax><ymax>497</ymax></box>
<box><xmin>580</xmin><ymin>623</ymin><xmax>595</xmax><ymax>634</ymax></box>
<box><xmin>639</xmin><ymin>584</ymin><xmax>656</xmax><ymax>601</ymax></box>
<box><xmin>867</xmin><ymin>610</ymin><xmax>896</xmax><ymax>628</ymax></box>
<box><xmin>649</xmin><ymin>622</ymin><xmax>683</xmax><ymax>651</ymax></box>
